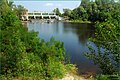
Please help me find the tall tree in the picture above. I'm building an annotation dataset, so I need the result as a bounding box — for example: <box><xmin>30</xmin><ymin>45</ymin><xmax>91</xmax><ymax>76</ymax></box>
<box><xmin>63</xmin><ymin>8</ymin><xmax>71</xmax><ymax>17</ymax></box>
<box><xmin>53</xmin><ymin>8</ymin><xmax>62</xmax><ymax>16</ymax></box>
<box><xmin>0</xmin><ymin>0</ymin><xmax>9</xmax><ymax>15</ymax></box>
<box><xmin>14</xmin><ymin>5</ymin><xmax>26</xmax><ymax>19</ymax></box>
<box><xmin>80</xmin><ymin>0</ymin><xmax>90</xmax><ymax>8</ymax></box>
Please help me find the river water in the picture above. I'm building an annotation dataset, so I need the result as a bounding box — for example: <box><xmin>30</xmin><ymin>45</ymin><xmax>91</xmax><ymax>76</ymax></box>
<box><xmin>25</xmin><ymin>21</ymin><xmax>101</xmax><ymax>75</ymax></box>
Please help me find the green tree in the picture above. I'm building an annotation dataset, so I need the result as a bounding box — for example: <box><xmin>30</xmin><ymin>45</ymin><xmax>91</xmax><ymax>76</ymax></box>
<box><xmin>53</xmin><ymin>8</ymin><xmax>62</xmax><ymax>16</ymax></box>
<box><xmin>84</xmin><ymin>0</ymin><xmax>120</xmax><ymax>77</ymax></box>
<box><xmin>0</xmin><ymin>0</ymin><xmax>72</xmax><ymax>80</ymax></box>
<box><xmin>80</xmin><ymin>0</ymin><xmax>90</xmax><ymax>8</ymax></box>
<box><xmin>0</xmin><ymin>0</ymin><xmax>9</xmax><ymax>15</ymax></box>
<box><xmin>7</xmin><ymin>0</ymin><xmax>14</xmax><ymax>9</ymax></box>
<box><xmin>14</xmin><ymin>5</ymin><xmax>26</xmax><ymax>19</ymax></box>
<box><xmin>63</xmin><ymin>8</ymin><xmax>71</xmax><ymax>17</ymax></box>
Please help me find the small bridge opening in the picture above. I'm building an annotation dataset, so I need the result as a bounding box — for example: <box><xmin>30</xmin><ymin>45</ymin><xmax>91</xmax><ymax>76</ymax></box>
<box><xmin>43</xmin><ymin>16</ymin><xmax>49</xmax><ymax>19</ymax></box>
<box><xmin>50</xmin><ymin>16</ymin><xmax>56</xmax><ymax>19</ymax></box>
<box><xmin>28</xmin><ymin>16</ymin><xmax>34</xmax><ymax>19</ymax></box>
<box><xmin>36</xmin><ymin>16</ymin><xmax>42</xmax><ymax>19</ymax></box>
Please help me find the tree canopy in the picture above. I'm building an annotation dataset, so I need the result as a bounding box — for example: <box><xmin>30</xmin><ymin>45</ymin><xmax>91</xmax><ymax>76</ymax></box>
<box><xmin>53</xmin><ymin>8</ymin><xmax>62</xmax><ymax>16</ymax></box>
<box><xmin>63</xmin><ymin>0</ymin><xmax>119</xmax><ymax>22</ymax></box>
<box><xmin>0</xmin><ymin>0</ymin><xmax>73</xmax><ymax>79</ymax></box>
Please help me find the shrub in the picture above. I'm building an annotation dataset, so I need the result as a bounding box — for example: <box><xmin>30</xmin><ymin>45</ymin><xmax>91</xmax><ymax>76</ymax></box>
<box><xmin>0</xmin><ymin>4</ymin><xmax>69</xmax><ymax>80</ymax></box>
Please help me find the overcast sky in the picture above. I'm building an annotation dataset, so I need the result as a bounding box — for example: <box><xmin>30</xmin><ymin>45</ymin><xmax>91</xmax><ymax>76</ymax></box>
<box><xmin>14</xmin><ymin>1</ymin><xmax>81</xmax><ymax>13</ymax></box>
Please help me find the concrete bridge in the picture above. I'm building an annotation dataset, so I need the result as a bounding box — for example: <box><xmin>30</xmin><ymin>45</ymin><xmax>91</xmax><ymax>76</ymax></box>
<box><xmin>22</xmin><ymin>10</ymin><xmax>58</xmax><ymax>20</ymax></box>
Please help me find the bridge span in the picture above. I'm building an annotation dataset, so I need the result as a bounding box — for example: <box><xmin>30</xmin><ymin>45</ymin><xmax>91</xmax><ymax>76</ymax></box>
<box><xmin>22</xmin><ymin>10</ymin><xmax>59</xmax><ymax>20</ymax></box>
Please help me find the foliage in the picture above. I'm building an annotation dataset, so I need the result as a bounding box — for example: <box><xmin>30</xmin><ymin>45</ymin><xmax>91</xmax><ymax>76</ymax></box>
<box><xmin>63</xmin><ymin>8</ymin><xmax>72</xmax><ymax>19</ymax></box>
<box><xmin>95</xmin><ymin>74</ymin><xmax>109</xmax><ymax>80</ymax></box>
<box><xmin>85</xmin><ymin>20</ymin><xmax>119</xmax><ymax>74</ymax></box>
<box><xmin>84</xmin><ymin>2</ymin><xmax>120</xmax><ymax>80</ymax></box>
<box><xmin>63</xmin><ymin>0</ymin><xmax>119</xmax><ymax>23</ymax></box>
<box><xmin>0</xmin><ymin>0</ymin><xmax>73</xmax><ymax>80</ymax></box>
<box><xmin>95</xmin><ymin>74</ymin><xmax>119</xmax><ymax>80</ymax></box>
<box><xmin>0</xmin><ymin>0</ymin><xmax>9</xmax><ymax>15</ymax></box>
<box><xmin>53</xmin><ymin>8</ymin><xmax>62</xmax><ymax>17</ymax></box>
<box><xmin>14</xmin><ymin>5</ymin><xmax>26</xmax><ymax>19</ymax></box>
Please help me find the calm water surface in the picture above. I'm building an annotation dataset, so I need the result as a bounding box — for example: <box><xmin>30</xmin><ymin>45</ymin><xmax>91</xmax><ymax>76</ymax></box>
<box><xmin>25</xmin><ymin>21</ymin><xmax>101</xmax><ymax>75</ymax></box>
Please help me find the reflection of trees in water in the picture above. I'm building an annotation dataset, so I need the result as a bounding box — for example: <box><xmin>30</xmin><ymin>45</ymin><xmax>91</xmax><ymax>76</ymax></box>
<box><xmin>53</xmin><ymin>22</ymin><xmax>64</xmax><ymax>34</ymax></box>
<box><xmin>54</xmin><ymin>22</ymin><xmax>59</xmax><ymax>33</ymax></box>
<box><xmin>63</xmin><ymin>22</ymin><xmax>95</xmax><ymax>44</ymax></box>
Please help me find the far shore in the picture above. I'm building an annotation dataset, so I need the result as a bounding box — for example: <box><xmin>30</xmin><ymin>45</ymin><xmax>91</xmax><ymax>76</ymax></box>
<box><xmin>21</xmin><ymin>19</ymin><xmax>94</xmax><ymax>24</ymax></box>
<box><xmin>60</xmin><ymin>20</ymin><xmax>93</xmax><ymax>24</ymax></box>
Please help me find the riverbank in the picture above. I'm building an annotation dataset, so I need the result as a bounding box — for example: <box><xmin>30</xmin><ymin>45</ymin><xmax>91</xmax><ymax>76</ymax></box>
<box><xmin>56</xmin><ymin>64</ymin><xmax>94</xmax><ymax>80</ymax></box>
<box><xmin>58</xmin><ymin>73</ymin><xmax>93</xmax><ymax>80</ymax></box>
<box><xmin>21</xmin><ymin>20</ymin><xmax>94</xmax><ymax>24</ymax></box>
<box><xmin>63</xmin><ymin>20</ymin><xmax>92</xmax><ymax>24</ymax></box>
<box><xmin>0</xmin><ymin>64</ymin><xmax>94</xmax><ymax>80</ymax></box>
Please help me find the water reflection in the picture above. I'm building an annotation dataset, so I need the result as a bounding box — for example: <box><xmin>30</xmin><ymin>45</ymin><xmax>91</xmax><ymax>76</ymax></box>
<box><xmin>27</xmin><ymin>21</ymin><xmax>100</xmax><ymax>75</ymax></box>
<box><xmin>63</xmin><ymin>22</ymin><xmax>95</xmax><ymax>44</ymax></box>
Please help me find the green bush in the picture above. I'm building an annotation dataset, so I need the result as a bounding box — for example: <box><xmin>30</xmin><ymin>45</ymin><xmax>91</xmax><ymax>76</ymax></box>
<box><xmin>0</xmin><ymin>2</ymin><xmax>70</xmax><ymax>79</ymax></box>
<box><xmin>95</xmin><ymin>75</ymin><xmax>109</xmax><ymax>80</ymax></box>
<box><xmin>95</xmin><ymin>75</ymin><xmax>119</xmax><ymax>80</ymax></box>
<box><xmin>83</xmin><ymin>0</ymin><xmax>120</xmax><ymax>78</ymax></box>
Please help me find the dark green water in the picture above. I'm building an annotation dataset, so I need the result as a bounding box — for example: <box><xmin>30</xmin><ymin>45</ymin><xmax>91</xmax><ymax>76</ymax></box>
<box><xmin>25</xmin><ymin>21</ymin><xmax>101</xmax><ymax>75</ymax></box>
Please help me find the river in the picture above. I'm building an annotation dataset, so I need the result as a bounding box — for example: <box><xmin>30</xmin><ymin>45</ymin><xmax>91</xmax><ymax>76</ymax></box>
<box><xmin>24</xmin><ymin>21</ymin><xmax>101</xmax><ymax>75</ymax></box>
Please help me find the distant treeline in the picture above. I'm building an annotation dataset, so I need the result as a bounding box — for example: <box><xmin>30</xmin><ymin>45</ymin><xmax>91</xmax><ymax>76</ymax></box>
<box><xmin>59</xmin><ymin>0</ymin><xmax>119</xmax><ymax>22</ymax></box>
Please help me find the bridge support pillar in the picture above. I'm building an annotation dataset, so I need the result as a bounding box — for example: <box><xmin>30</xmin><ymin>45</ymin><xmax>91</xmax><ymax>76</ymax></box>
<box><xmin>26</xmin><ymin>16</ymin><xmax>28</xmax><ymax>20</ymax></box>
<box><xmin>42</xmin><ymin>16</ymin><xmax>43</xmax><ymax>19</ymax></box>
<box><xmin>34</xmin><ymin>16</ymin><xmax>36</xmax><ymax>19</ymax></box>
<box><xmin>49</xmin><ymin>16</ymin><xmax>51</xmax><ymax>19</ymax></box>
